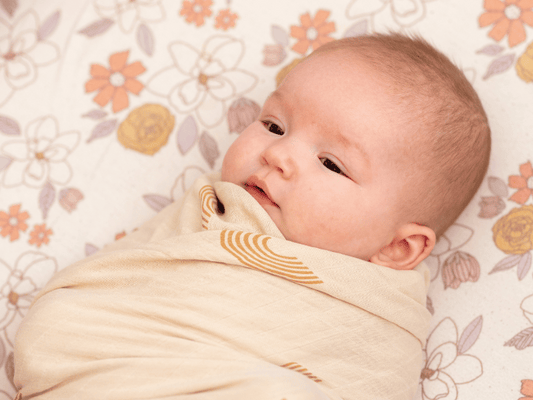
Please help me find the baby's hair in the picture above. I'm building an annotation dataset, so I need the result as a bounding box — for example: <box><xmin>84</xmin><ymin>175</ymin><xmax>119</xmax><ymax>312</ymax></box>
<box><xmin>311</xmin><ymin>33</ymin><xmax>491</xmax><ymax>238</ymax></box>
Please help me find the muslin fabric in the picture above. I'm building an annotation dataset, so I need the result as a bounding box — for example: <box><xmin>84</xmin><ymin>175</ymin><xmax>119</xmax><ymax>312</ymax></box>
<box><xmin>14</xmin><ymin>172</ymin><xmax>431</xmax><ymax>400</ymax></box>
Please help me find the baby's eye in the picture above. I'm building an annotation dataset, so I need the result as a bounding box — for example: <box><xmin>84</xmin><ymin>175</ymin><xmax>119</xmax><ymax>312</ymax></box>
<box><xmin>262</xmin><ymin>121</ymin><xmax>285</xmax><ymax>136</ymax></box>
<box><xmin>320</xmin><ymin>157</ymin><xmax>347</xmax><ymax>176</ymax></box>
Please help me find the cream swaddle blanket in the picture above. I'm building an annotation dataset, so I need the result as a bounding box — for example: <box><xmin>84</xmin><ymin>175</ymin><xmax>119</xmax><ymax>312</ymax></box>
<box><xmin>14</xmin><ymin>172</ymin><xmax>431</xmax><ymax>400</ymax></box>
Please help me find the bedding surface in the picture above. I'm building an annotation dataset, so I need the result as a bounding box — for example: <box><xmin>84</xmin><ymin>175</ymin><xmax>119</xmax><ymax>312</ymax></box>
<box><xmin>14</xmin><ymin>173</ymin><xmax>431</xmax><ymax>399</ymax></box>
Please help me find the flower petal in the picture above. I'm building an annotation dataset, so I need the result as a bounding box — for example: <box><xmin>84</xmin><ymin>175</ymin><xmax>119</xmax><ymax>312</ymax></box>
<box><xmin>5</xmin><ymin>55</ymin><xmax>36</xmax><ymax>88</ymax></box>
<box><xmin>85</xmin><ymin>78</ymin><xmax>109</xmax><ymax>93</ymax></box>
<box><xmin>313</xmin><ymin>10</ymin><xmax>330</xmax><ymax>27</ymax></box>
<box><xmin>1</xmin><ymin>141</ymin><xmax>28</xmax><ymax>160</ymax></box>
<box><xmin>479</xmin><ymin>11</ymin><xmax>504</xmax><ymax>27</ymax></box>
<box><xmin>518</xmin><ymin>0</ymin><xmax>533</xmax><ymax>8</ymax></box>
<box><xmin>93</xmin><ymin>84</ymin><xmax>115</xmax><ymax>107</ymax></box>
<box><xmin>169</xmin><ymin>41</ymin><xmax>200</xmax><ymax>75</ymax></box>
<box><xmin>509</xmin><ymin>174</ymin><xmax>527</xmax><ymax>188</ymax></box>
<box><xmin>391</xmin><ymin>0</ymin><xmax>425</xmax><ymax>26</ymax></box>
<box><xmin>196</xmin><ymin>92</ymin><xmax>225</xmax><ymax>127</ymax></box>
<box><xmin>488</xmin><ymin>18</ymin><xmax>511</xmax><ymax>41</ymax></box>
<box><xmin>28</xmin><ymin>116</ymin><xmax>58</xmax><ymax>142</ymax></box>
<box><xmin>2</xmin><ymin>160</ymin><xmax>26</xmax><ymax>187</ymax></box>
<box><xmin>118</xmin><ymin>7</ymin><xmax>138</xmax><ymax>33</ymax></box>
<box><xmin>17</xmin><ymin>251</ymin><xmax>57</xmax><ymax>285</ymax></box>
<box><xmin>205</xmin><ymin>37</ymin><xmax>244</xmax><ymax>70</ymax></box>
<box><xmin>138</xmin><ymin>2</ymin><xmax>165</xmax><ymax>21</ymax></box>
<box><xmin>112</xmin><ymin>86</ymin><xmax>129</xmax><ymax>112</ymax></box>
<box><xmin>146</xmin><ymin>66</ymin><xmax>188</xmax><ymax>97</ymax></box>
<box><xmin>508</xmin><ymin>19</ymin><xmax>526</xmax><ymax>46</ymax></box>
<box><xmin>90</xmin><ymin>64</ymin><xmax>111</xmax><ymax>79</ymax></box>
<box><xmin>109</xmin><ymin>51</ymin><xmax>130</xmax><ymax>72</ymax></box>
<box><xmin>292</xmin><ymin>39</ymin><xmax>310</xmax><ymax>54</ymax></box>
<box><xmin>442</xmin><ymin>354</ymin><xmax>483</xmax><ymax>384</ymax></box>
<box><xmin>300</xmin><ymin>12</ymin><xmax>312</xmax><ymax>29</ymax></box>
<box><xmin>26</xmin><ymin>41</ymin><xmax>60</xmax><ymax>66</ymax></box>
<box><xmin>218</xmin><ymin>69</ymin><xmax>257</xmax><ymax>96</ymax></box>
<box><xmin>428</xmin><ymin>342</ymin><xmax>457</xmax><ymax>370</ymax></box>
<box><xmin>169</xmin><ymin>79</ymin><xmax>204</xmax><ymax>112</ymax></box>
<box><xmin>426</xmin><ymin>318</ymin><xmax>458</xmax><ymax>354</ymax></box>
<box><xmin>48</xmin><ymin>161</ymin><xmax>72</xmax><ymax>185</ymax></box>
<box><xmin>11</xmin><ymin>11</ymin><xmax>39</xmax><ymax>41</ymax></box>
<box><xmin>122</xmin><ymin>61</ymin><xmax>146</xmax><ymax>78</ymax></box>
<box><xmin>317</xmin><ymin>21</ymin><xmax>336</xmax><ymax>35</ymax></box>
<box><xmin>423</xmin><ymin>372</ymin><xmax>457</xmax><ymax>400</ymax></box>
<box><xmin>521</xmin><ymin>161</ymin><xmax>533</xmax><ymax>178</ymax></box>
<box><xmin>522</xmin><ymin>9</ymin><xmax>533</xmax><ymax>27</ymax></box>
<box><xmin>484</xmin><ymin>0</ymin><xmax>506</xmax><ymax>11</ymax></box>
<box><xmin>51</xmin><ymin>131</ymin><xmax>81</xmax><ymax>154</ymax></box>
<box><xmin>124</xmin><ymin>78</ymin><xmax>143</xmax><ymax>94</ymax></box>
<box><xmin>346</xmin><ymin>0</ymin><xmax>388</xmax><ymax>19</ymax></box>
<box><xmin>0</xmin><ymin>73</ymin><xmax>14</xmax><ymax>106</ymax></box>
<box><xmin>24</xmin><ymin>159</ymin><xmax>48</xmax><ymax>187</ymax></box>
<box><xmin>509</xmin><ymin>188</ymin><xmax>532</xmax><ymax>204</ymax></box>
<box><xmin>0</xmin><ymin>299</ymin><xmax>15</xmax><ymax>330</ymax></box>
<box><xmin>11</xmin><ymin>31</ymin><xmax>37</xmax><ymax>54</ymax></box>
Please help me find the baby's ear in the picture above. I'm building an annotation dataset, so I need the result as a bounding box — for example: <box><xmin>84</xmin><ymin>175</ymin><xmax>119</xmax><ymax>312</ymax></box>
<box><xmin>369</xmin><ymin>224</ymin><xmax>436</xmax><ymax>270</ymax></box>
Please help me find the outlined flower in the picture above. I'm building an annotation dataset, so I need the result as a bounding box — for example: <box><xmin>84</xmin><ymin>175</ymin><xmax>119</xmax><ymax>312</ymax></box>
<box><xmin>215</xmin><ymin>9</ymin><xmax>238</xmax><ymax>31</ymax></box>
<box><xmin>509</xmin><ymin>161</ymin><xmax>533</xmax><ymax>204</ymax></box>
<box><xmin>117</xmin><ymin>103</ymin><xmax>175</xmax><ymax>155</ymax></box>
<box><xmin>28</xmin><ymin>224</ymin><xmax>53</xmax><ymax>247</ymax></box>
<box><xmin>420</xmin><ymin>318</ymin><xmax>483</xmax><ymax>400</ymax></box>
<box><xmin>0</xmin><ymin>116</ymin><xmax>80</xmax><ymax>188</ymax></box>
<box><xmin>522</xmin><ymin>294</ymin><xmax>533</xmax><ymax>324</ymax></box>
<box><xmin>179</xmin><ymin>0</ymin><xmax>213</xmax><ymax>27</ymax></box>
<box><xmin>85</xmin><ymin>50</ymin><xmax>146</xmax><ymax>113</ymax></box>
<box><xmin>493</xmin><ymin>205</ymin><xmax>533</xmax><ymax>254</ymax></box>
<box><xmin>346</xmin><ymin>0</ymin><xmax>430</xmax><ymax>29</ymax></box>
<box><xmin>290</xmin><ymin>10</ymin><xmax>335</xmax><ymax>55</ymax></box>
<box><xmin>0</xmin><ymin>10</ymin><xmax>60</xmax><ymax>106</ymax></box>
<box><xmin>0</xmin><ymin>204</ymin><xmax>29</xmax><ymax>241</ymax></box>
<box><xmin>479</xmin><ymin>0</ymin><xmax>533</xmax><ymax>48</ymax></box>
<box><xmin>0</xmin><ymin>252</ymin><xmax>57</xmax><ymax>336</ymax></box>
<box><xmin>93</xmin><ymin>0</ymin><xmax>165</xmax><ymax>33</ymax></box>
<box><xmin>147</xmin><ymin>35</ymin><xmax>258</xmax><ymax>127</ymax></box>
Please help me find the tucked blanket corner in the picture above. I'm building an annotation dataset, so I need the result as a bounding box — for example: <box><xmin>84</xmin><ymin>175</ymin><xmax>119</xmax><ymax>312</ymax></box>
<box><xmin>14</xmin><ymin>172</ymin><xmax>431</xmax><ymax>400</ymax></box>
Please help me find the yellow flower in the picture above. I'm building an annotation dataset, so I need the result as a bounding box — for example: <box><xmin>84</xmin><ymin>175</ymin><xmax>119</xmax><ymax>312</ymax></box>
<box><xmin>492</xmin><ymin>205</ymin><xmax>533</xmax><ymax>254</ymax></box>
<box><xmin>516</xmin><ymin>41</ymin><xmax>533</xmax><ymax>82</ymax></box>
<box><xmin>117</xmin><ymin>104</ymin><xmax>175</xmax><ymax>155</ymax></box>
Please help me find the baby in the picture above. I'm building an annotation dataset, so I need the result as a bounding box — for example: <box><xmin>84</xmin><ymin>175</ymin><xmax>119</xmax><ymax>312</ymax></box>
<box><xmin>223</xmin><ymin>32</ymin><xmax>490</xmax><ymax>269</ymax></box>
<box><xmin>14</xmin><ymin>33</ymin><xmax>490</xmax><ymax>400</ymax></box>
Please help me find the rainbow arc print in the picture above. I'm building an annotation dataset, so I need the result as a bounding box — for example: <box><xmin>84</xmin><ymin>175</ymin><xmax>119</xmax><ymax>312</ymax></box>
<box><xmin>200</xmin><ymin>185</ymin><xmax>217</xmax><ymax>229</ymax></box>
<box><xmin>220</xmin><ymin>230</ymin><xmax>323</xmax><ymax>285</ymax></box>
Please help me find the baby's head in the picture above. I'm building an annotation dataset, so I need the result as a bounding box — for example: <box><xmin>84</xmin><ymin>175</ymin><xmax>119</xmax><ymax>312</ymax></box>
<box><xmin>221</xmin><ymin>33</ymin><xmax>491</xmax><ymax>270</ymax></box>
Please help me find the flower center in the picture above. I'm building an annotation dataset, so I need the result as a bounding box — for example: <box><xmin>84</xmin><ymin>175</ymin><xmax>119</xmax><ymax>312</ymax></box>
<box><xmin>198</xmin><ymin>73</ymin><xmax>209</xmax><ymax>85</ymax></box>
<box><xmin>8</xmin><ymin>216</ymin><xmax>18</xmax><ymax>226</ymax></box>
<box><xmin>109</xmin><ymin>72</ymin><xmax>126</xmax><ymax>87</ymax></box>
<box><xmin>527</xmin><ymin>176</ymin><xmax>533</xmax><ymax>189</ymax></box>
<box><xmin>35</xmin><ymin>152</ymin><xmax>45</xmax><ymax>160</ymax></box>
<box><xmin>3</xmin><ymin>50</ymin><xmax>16</xmax><ymax>61</ymax></box>
<box><xmin>420</xmin><ymin>368</ymin><xmax>436</xmax><ymax>380</ymax></box>
<box><xmin>193</xmin><ymin>4</ymin><xmax>203</xmax><ymax>13</ymax></box>
<box><xmin>8</xmin><ymin>291</ymin><xmax>19</xmax><ymax>305</ymax></box>
<box><xmin>307</xmin><ymin>27</ymin><xmax>318</xmax><ymax>41</ymax></box>
<box><xmin>505</xmin><ymin>4</ymin><xmax>521</xmax><ymax>20</ymax></box>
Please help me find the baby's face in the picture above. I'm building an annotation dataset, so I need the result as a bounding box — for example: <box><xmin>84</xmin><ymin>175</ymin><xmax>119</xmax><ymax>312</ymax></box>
<box><xmin>221</xmin><ymin>51</ymin><xmax>413</xmax><ymax>260</ymax></box>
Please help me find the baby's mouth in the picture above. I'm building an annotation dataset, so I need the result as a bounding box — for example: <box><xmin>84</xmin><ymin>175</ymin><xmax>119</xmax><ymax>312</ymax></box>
<box><xmin>244</xmin><ymin>178</ymin><xmax>279</xmax><ymax>208</ymax></box>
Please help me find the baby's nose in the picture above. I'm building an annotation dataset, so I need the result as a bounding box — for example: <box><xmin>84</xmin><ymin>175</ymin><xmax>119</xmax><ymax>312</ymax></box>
<box><xmin>260</xmin><ymin>139</ymin><xmax>297</xmax><ymax>179</ymax></box>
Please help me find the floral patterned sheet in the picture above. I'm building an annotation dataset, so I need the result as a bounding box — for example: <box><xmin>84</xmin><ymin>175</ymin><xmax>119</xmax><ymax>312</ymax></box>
<box><xmin>0</xmin><ymin>0</ymin><xmax>531</xmax><ymax>398</ymax></box>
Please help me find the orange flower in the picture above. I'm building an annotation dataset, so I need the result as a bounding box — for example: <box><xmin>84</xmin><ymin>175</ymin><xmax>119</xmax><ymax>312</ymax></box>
<box><xmin>180</xmin><ymin>0</ymin><xmax>213</xmax><ymax>27</ymax></box>
<box><xmin>28</xmin><ymin>223</ymin><xmax>53</xmax><ymax>248</ymax></box>
<box><xmin>479</xmin><ymin>0</ymin><xmax>533</xmax><ymax>47</ymax></box>
<box><xmin>215</xmin><ymin>9</ymin><xmax>238</xmax><ymax>31</ymax></box>
<box><xmin>290</xmin><ymin>9</ymin><xmax>335</xmax><ymax>55</ymax></box>
<box><xmin>85</xmin><ymin>51</ymin><xmax>146</xmax><ymax>113</ymax></box>
<box><xmin>509</xmin><ymin>161</ymin><xmax>533</xmax><ymax>204</ymax></box>
<box><xmin>0</xmin><ymin>204</ymin><xmax>29</xmax><ymax>241</ymax></box>
<box><xmin>521</xmin><ymin>379</ymin><xmax>533</xmax><ymax>399</ymax></box>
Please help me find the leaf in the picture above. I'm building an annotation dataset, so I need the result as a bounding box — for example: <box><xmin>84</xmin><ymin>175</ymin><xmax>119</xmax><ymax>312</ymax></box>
<box><xmin>137</xmin><ymin>23</ymin><xmax>154</xmax><ymax>56</ymax></box>
<box><xmin>488</xmin><ymin>176</ymin><xmax>508</xmax><ymax>197</ymax></box>
<box><xmin>199</xmin><ymin>131</ymin><xmax>219</xmax><ymax>169</ymax></box>
<box><xmin>78</xmin><ymin>18</ymin><xmax>114</xmax><ymax>37</ymax></box>
<box><xmin>39</xmin><ymin>181</ymin><xmax>56</xmax><ymax>219</ymax></box>
<box><xmin>38</xmin><ymin>11</ymin><xmax>61</xmax><ymax>41</ymax></box>
<box><xmin>489</xmin><ymin>254</ymin><xmax>522</xmax><ymax>274</ymax></box>
<box><xmin>505</xmin><ymin>326</ymin><xmax>533</xmax><ymax>350</ymax></box>
<box><xmin>177</xmin><ymin>115</ymin><xmax>198</xmax><ymax>154</ymax></box>
<box><xmin>0</xmin><ymin>115</ymin><xmax>21</xmax><ymax>136</ymax></box>
<box><xmin>483</xmin><ymin>54</ymin><xmax>515</xmax><ymax>80</ymax></box>
<box><xmin>143</xmin><ymin>194</ymin><xmax>172</xmax><ymax>212</ymax></box>
<box><xmin>0</xmin><ymin>155</ymin><xmax>11</xmax><ymax>172</ymax></box>
<box><xmin>87</xmin><ymin>119</ymin><xmax>117</xmax><ymax>143</ymax></box>
<box><xmin>5</xmin><ymin>351</ymin><xmax>14</xmax><ymax>386</ymax></box>
<box><xmin>476</xmin><ymin>44</ymin><xmax>505</xmax><ymax>56</ymax></box>
<box><xmin>271</xmin><ymin>25</ymin><xmax>289</xmax><ymax>47</ymax></box>
<box><xmin>85</xmin><ymin>243</ymin><xmax>99</xmax><ymax>257</ymax></box>
<box><xmin>517</xmin><ymin>251</ymin><xmax>532</xmax><ymax>280</ymax></box>
<box><xmin>458</xmin><ymin>315</ymin><xmax>483</xmax><ymax>354</ymax></box>
<box><xmin>426</xmin><ymin>296</ymin><xmax>434</xmax><ymax>315</ymax></box>
<box><xmin>0</xmin><ymin>0</ymin><xmax>18</xmax><ymax>17</ymax></box>
<box><xmin>344</xmin><ymin>19</ymin><xmax>368</xmax><ymax>38</ymax></box>
<box><xmin>82</xmin><ymin>109</ymin><xmax>108</xmax><ymax>120</ymax></box>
